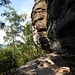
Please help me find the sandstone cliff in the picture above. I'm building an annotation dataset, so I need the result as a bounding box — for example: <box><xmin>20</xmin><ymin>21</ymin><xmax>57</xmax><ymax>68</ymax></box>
<box><xmin>31</xmin><ymin>0</ymin><xmax>75</xmax><ymax>74</ymax></box>
<box><xmin>32</xmin><ymin>0</ymin><xmax>75</xmax><ymax>53</ymax></box>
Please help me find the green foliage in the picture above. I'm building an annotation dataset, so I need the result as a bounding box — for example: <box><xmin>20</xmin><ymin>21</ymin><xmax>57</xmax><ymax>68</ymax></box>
<box><xmin>1</xmin><ymin>6</ymin><xmax>27</xmax><ymax>44</ymax></box>
<box><xmin>0</xmin><ymin>0</ymin><xmax>11</xmax><ymax>29</ymax></box>
<box><xmin>0</xmin><ymin>0</ymin><xmax>11</xmax><ymax>7</ymax></box>
<box><xmin>0</xmin><ymin>47</ymin><xmax>45</xmax><ymax>74</ymax></box>
<box><xmin>0</xmin><ymin>21</ymin><xmax>5</xmax><ymax>29</ymax></box>
<box><xmin>0</xmin><ymin>49</ymin><xmax>18</xmax><ymax>73</ymax></box>
<box><xmin>0</xmin><ymin>44</ymin><xmax>2</xmax><ymax>48</ymax></box>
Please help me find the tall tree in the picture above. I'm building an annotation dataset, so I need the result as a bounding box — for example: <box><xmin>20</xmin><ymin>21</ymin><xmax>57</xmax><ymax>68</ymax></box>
<box><xmin>2</xmin><ymin>6</ymin><xmax>27</xmax><ymax>44</ymax></box>
<box><xmin>1</xmin><ymin>6</ymin><xmax>27</xmax><ymax>62</ymax></box>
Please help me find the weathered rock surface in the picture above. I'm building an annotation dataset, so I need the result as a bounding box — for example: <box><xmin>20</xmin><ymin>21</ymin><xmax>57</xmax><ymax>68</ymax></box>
<box><xmin>47</xmin><ymin>0</ymin><xmax>75</xmax><ymax>54</ymax></box>
<box><xmin>14</xmin><ymin>53</ymin><xmax>72</xmax><ymax>75</ymax></box>
<box><xmin>31</xmin><ymin>0</ymin><xmax>75</xmax><ymax>74</ymax></box>
<box><xmin>32</xmin><ymin>0</ymin><xmax>75</xmax><ymax>53</ymax></box>
<box><xmin>31</xmin><ymin>0</ymin><xmax>51</xmax><ymax>51</ymax></box>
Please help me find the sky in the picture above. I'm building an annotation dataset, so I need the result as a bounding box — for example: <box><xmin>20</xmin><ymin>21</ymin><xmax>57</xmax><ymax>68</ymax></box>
<box><xmin>0</xmin><ymin>0</ymin><xmax>34</xmax><ymax>44</ymax></box>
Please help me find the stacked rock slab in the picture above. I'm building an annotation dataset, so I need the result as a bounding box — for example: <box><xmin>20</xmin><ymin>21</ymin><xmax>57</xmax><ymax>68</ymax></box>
<box><xmin>31</xmin><ymin>0</ymin><xmax>62</xmax><ymax>52</ymax></box>
<box><xmin>31</xmin><ymin>0</ymin><xmax>53</xmax><ymax>51</ymax></box>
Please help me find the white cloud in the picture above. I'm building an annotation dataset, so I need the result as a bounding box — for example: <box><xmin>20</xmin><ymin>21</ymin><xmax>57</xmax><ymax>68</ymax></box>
<box><xmin>0</xmin><ymin>30</ymin><xmax>6</xmax><ymax>44</ymax></box>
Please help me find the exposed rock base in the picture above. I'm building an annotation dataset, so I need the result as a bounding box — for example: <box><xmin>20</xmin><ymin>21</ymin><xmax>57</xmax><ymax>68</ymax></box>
<box><xmin>15</xmin><ymin>53</ymin><xmax>72</xmax><ymax>75</ymax></box>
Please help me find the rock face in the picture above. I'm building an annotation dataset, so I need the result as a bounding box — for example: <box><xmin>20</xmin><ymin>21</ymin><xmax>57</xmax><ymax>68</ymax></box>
<box><xmin>31</xmin><ymin>0</ymin><xmax>51</xmax><ymax>51</ymax></box>
<box><xmin>31</xmin><ymin>0</ymin><xmax>75</xmax><ymax>74</ymax></box>
<box><xmin>47</xmin><ymin>0</ymin><xmax>75</xmax><ymax>54</ymax></box>
<box><xmin>32</xmin><ymin>0</ymin><xmax>75</xmax><ymax>53</ymax></box>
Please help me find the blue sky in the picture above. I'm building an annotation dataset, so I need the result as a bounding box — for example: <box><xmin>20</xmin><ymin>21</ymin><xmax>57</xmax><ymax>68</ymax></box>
<box><xmin>0</xmin><ymin>0</ymin><xmax>34</xmax><ymax>44</ymax></box>
<box><xmin>0</xmin><ymin>0</ymin><xmax>34</xmax><ymax>19</ymax></box>
<box><xmin>10</xmin><ymin>0</ymin><xmax>34</xmax><ymax>15</ymax></box>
